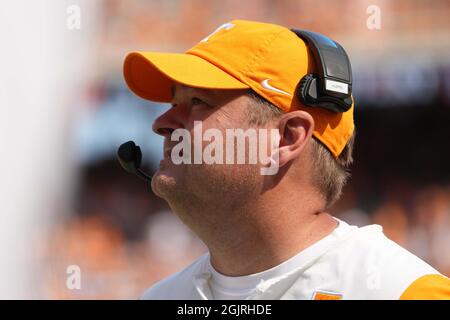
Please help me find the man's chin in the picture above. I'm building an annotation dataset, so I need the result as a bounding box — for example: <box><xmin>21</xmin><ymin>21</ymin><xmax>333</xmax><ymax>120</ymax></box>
<box><xmin>151</xmin><ymin>168</ymin><xmax>180</xmax><ymax>199</ymax></box>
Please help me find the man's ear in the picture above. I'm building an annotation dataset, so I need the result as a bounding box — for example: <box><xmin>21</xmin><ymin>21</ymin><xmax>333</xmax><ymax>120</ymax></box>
<box><xmin>276</xmin><ymin>110</ymin><xmax>315</xmax><ymax>168</ymax></box>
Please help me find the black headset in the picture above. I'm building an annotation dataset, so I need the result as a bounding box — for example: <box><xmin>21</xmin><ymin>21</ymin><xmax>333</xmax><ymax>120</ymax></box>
<box><xmin>290</xmin><ymin>29</ymin><xmax>353</xmax><ymax>113</ymax></box>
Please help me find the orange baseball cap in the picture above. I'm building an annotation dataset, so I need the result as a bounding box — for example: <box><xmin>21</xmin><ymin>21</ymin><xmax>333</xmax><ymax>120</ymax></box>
<box><xmin>123</xmin><ymin>19</ymin><xmax>354</xmax><ymax>157</ymax></box>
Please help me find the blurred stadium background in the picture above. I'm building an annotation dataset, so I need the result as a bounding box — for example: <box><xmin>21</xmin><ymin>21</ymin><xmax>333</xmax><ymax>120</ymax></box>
<box><xmin>1</xmin><ymin>0</ymin><xmax>450</xmax><ymax>299</ymax></box>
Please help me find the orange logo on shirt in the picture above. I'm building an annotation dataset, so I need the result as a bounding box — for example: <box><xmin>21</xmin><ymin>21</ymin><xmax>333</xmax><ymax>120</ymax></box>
<box><xmin>313</xmin><ymin>290</ymin><xmax>343</xmax><ymax>300</ymax></box>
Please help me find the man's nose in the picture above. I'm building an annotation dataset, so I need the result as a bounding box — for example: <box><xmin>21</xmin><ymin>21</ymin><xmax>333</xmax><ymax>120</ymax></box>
<box><xmin>152</xmin><ymin>107</ymin><xmax>184</xmax><ymax>138</ymax></box>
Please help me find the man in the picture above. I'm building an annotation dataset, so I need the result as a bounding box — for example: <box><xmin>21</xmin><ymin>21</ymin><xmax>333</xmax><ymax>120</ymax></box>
<box><xmin>123</xmin><ymin>20</ymin><xmax>450</xmax><ymax>299</ymax></box>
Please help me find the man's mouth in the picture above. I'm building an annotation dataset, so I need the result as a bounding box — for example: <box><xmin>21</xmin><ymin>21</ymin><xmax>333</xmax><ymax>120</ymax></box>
<box><xmin>164</xmin><ymin>147</ymin><xmax>184</xmax><ymax>159</ymax></box>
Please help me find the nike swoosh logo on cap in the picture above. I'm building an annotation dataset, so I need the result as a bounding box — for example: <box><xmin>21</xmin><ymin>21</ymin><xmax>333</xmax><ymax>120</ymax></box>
<box><xmin>260</xmin><ymin>79</ymin><xmax>291</xmax><ymax>96</ymax></box>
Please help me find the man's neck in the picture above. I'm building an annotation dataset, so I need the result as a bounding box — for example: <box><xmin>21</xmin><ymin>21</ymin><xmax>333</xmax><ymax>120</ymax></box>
<box><xmin>179</xmin><ymin>194</ymin><xmax>338</xmax><ymax>277</ymax></box>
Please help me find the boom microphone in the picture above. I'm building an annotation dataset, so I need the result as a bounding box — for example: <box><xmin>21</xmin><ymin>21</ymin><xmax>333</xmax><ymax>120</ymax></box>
<box><xmin>117</xmin><ymin>141</ymin><xmax>152</xmax><ymax>182</ymax></box>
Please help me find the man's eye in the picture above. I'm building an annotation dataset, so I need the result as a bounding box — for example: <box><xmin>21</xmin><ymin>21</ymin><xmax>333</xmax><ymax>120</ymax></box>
<box><xmin>191</xmin><ymin>97</ymin><xmax>207</xmax><ymax>106</ymax></box>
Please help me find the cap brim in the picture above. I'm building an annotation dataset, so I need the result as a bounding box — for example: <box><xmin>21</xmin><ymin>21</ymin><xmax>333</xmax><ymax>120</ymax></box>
<box><xmin>123</xmin><ymin>52</ymin><xmax>249</xmax><ymax>102</ymax></box>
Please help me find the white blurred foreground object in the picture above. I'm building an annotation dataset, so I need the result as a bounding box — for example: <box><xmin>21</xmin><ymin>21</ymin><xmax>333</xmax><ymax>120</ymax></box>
<box><xmin>0</xmin><ymin>0</ymin><xmax>98</xmax><ymax>298</ymax></box>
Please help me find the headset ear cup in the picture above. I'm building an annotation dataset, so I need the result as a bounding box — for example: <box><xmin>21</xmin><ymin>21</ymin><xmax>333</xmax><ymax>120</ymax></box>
<box><xmin>297</xmin><ymin>74</ymin><xmax>316</xmax><ymax>105</ymax></box>
<box><xmin>342</xmin><ymin>96</ymin><xmax>353</xmax><ymax>109</ymax></box>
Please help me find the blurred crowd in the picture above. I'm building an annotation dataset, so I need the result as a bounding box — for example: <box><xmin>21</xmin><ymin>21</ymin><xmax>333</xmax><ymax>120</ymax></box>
<box><xmin>43</xmin><ymin>161</ymin><xmax>207</xmax><ymax>299</ymax></box>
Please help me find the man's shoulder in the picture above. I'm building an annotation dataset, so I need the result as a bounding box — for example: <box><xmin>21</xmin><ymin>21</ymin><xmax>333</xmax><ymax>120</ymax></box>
<box><xmin>316</xmin><ymin>223</ymin><xmax>443</xmax><ymax>299</ymax></box>
<box><xmin>332</xmin><ymin>223</ymin><xmax>435</xmax><ymax>272</ymax></box>
<box><xmin>140</xmin><ymin>253</ymin><xmax>209</xmax><ymax>300</ymax></box>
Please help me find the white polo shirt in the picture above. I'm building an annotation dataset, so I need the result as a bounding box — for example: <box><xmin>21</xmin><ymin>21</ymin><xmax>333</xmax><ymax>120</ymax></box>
<box><xmin>141</xmin><ymin>219</ymin><xmax>450</xmax><ymax>300</ymax></box>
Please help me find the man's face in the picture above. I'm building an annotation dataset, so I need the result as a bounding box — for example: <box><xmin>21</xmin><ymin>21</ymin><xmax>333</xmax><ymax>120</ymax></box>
<box><xmin>151</xmin><ymin>84</ymin><xmax>267</xmax><ymax>211</ymax></box>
